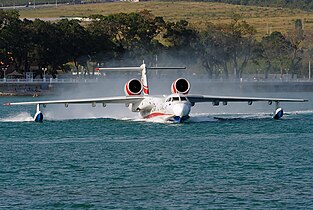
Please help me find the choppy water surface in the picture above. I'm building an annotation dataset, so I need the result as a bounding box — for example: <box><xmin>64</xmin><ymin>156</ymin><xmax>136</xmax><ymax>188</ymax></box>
<box><xmin>0</xmin><ymin>94</ymin><xmax>312</xmax><ymax>209</ymax></box>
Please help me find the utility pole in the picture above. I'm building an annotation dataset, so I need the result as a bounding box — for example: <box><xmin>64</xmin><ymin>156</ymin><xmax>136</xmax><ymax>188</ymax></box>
<box><xmin>309</xmin><ymin>59</ymin><xmax>311</xmax><ymax>80</ymax></box>
<box><xmin>2</xmin><ymin>67</ymin><xmax>7</xmax><ymax>81</ymax></box>
<box><xmin>42</xmin><ymin>67</ymin><xmax>48</xmax><ymax>82</ymax></box>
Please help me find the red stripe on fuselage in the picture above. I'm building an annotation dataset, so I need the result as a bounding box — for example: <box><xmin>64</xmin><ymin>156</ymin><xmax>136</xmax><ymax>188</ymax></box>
<box><xmin>145</xmin><ymin>112</ymin><xmax>173</xmax><ymax>119</ymax></box>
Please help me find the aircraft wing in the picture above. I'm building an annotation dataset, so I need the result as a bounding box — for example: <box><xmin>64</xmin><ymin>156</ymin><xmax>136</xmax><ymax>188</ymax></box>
<box><xmin>187</xmin><ymin>95</ymin><xmax>308</xmax><ymax>103</ymax></box>
<box><xmin>4</xmin><ymin>96</ymin><xmax>144</xmax><ymax>106</ymax></box>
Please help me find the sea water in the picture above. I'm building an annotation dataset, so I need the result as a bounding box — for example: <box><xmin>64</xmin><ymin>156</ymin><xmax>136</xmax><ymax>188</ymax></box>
<box><xmin>0</xmin><ymin>92</ymin><xmax>312</xmax><ymax>209</ymax></box>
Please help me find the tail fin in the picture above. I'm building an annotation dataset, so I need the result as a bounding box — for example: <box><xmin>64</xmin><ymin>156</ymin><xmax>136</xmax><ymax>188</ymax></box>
<box><xmin>140</xmin><ymin>62</ymin><xmax>149</xmax><ymax>95</ymax></box>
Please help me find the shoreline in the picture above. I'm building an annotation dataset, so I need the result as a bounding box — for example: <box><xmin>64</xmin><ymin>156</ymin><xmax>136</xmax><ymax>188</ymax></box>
<box><xmin>0</xmin><ymin>92</ymin><xmax>42</xmax><ymax>97</ymax></box>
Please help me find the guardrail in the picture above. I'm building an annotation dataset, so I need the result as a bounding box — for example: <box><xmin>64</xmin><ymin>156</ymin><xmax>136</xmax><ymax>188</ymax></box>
<box><xmin>0</xmin><ymin>77</ymin><xmax>312</xmax><ymax>84</ymax></box>
<box><xmin>0</xmin><ymin>78</ymin><xmax>100</xmax><ymax>83</ymax></box>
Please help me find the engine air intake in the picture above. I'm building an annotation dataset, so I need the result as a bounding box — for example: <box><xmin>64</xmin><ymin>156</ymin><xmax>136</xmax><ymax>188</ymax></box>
<box><xmin>171</xmin><ymin>78</ymin><xmax>190</xmax><ymax>94</ymax></box>
<box><xmin>124</xmin><ymin>79</ymin><xmax>143</xmax><ymax>96</ymax></box>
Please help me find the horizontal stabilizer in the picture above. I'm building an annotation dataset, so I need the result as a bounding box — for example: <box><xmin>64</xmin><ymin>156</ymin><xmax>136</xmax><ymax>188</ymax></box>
<box><xmin>96</xmin><ymin>66</ymin><xmax>186</xmax><ymax>71</ymax></box>
<box><xmin>148</xmin><ymin>67</ymin><xmax>186</xmax><ymax>70</ymax></box>
<box><xmin>96</xmin><ymin>67</ymin><xmax>142</xmax><ymax>71</ymax></box>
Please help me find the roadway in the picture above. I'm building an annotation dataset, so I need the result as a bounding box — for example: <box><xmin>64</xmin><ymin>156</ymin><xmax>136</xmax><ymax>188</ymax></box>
<box><xmin>0</xmin><ymin>3</ymin><xmax>66</xmax><ymax>10</ymax></box>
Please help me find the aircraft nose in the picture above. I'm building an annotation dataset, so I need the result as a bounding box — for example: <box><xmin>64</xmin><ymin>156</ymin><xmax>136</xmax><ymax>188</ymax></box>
<box><xmin>173</xmin><ymin>103</ymin><xmax>190</xmax><ymax>117</ymax></box>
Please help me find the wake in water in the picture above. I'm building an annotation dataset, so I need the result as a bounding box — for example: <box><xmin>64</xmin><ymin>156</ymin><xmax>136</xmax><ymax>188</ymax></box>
<box><xmin>287</xmin><ymin>110</ymin><xmax>313</xmax><ymax>115</ymax></box>
<box><xmin>0</xmin><ymin>112</ymin><xmax>34</xmax><ymax>122</ymax></box>
<box><xmin>2</xmin><ymin>110</ymin><xmax>312</xmax><ymax>123</ymax></box>
<box><xmin>189</xmin><ymin>110</ymin><xmax>313</xmax><ymax>122</ymax></box>
<box><xmin>129</xmin><ymin>113</ymin><xmax>271</xmax><ymax>124</ymax></box>
<box><xmin>190</xmin><ymin>112</ymin><xmax>271</xmax><ymax>121</ymax></box>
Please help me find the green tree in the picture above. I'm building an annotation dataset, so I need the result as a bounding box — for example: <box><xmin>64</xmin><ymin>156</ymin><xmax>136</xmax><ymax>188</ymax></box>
<box><xmin>261</xmin><ymin>31</ymin><xmax>292</xmax><ymax>79</ymax></box>
<box><xmin>86</xmin><ymin>16</ymin><xmax>115</xmax><ymax>76</ymax></box>
<box><xmin>0</xmin><ymin>10</ymin><xmax>32</xmax><ymax>73</ymax></box>
<box><xmin>28</xmin><ymin>19</ymin><xmax>69</xmax><ymax>77</ymax></box>
<box><xmin>89</xmin><ymin>11</ymin><xmax>163</xmax><ymax>63</ymax></box>
<box><xmin>197</xmin><ymin>22</ymin><xmax>231</xmax><ymax>78</ymax></box>
<box><xmin>286</xmin><ymin>19</ymin><xmax>305</xmax><ymax>78</ymax></box>
<box><xmin>302</xmin><ymin>30</ymin><xmax>313</xmax><ymax>78</ymax></box>
<box><xmin>218</xmin><ymin>17</ymin><xmax>257</xmax><ymax>78</ymax></box>
<box><xmin>56</xmin><ymin>19</ymin><xmax>91</xmax><ymax>74</ymax></box>
<box><xmin>163</xmin><ymin>19</ymin><xmax>198</xmax><ymax>66</ymax></box>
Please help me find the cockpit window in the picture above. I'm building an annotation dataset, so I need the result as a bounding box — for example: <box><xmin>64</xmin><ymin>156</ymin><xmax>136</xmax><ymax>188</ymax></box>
<box><xmin>166</xmin><ymin>96</ymin><xmax>187</xmax><ymax>102</ymax></box>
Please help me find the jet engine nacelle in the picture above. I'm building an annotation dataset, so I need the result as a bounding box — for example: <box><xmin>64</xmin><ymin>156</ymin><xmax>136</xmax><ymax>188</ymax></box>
<box><xmin>124</xmin><ymin>79</ymin><xmax>143</xmax><ymax>96</ymax></box>
<box><xmin>171</xmin><ymin>78</ymin><xmax>190</xmax><ymax>94</ymax></box>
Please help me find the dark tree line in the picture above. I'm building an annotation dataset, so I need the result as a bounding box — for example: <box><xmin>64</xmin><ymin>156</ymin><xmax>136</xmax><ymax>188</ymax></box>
<box><xmin>0</xmin><ymin>9</ymin><xmax>312</xmax><ymax>79</ymax></box>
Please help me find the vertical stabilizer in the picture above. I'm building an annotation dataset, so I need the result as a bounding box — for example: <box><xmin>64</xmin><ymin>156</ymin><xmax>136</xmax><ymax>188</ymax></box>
<box><xmin>140</xmin><ymin>62</ymin><xmax>149</xmax><ymax>95</ymax></box>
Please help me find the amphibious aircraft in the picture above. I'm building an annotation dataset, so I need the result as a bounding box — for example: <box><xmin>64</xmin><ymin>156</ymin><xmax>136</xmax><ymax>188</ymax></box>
<box><xmin>4</xmin><ymin>62</ymin><xmax>308</xmax><ymax>123</ymax></box>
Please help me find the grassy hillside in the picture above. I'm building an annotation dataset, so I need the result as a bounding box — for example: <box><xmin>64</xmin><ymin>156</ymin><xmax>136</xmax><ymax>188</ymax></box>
<box><xmin>17</xmin><ymin>1</ymin><xmax>313</xmax><ymax>37</ymax></box>
<box><xmin>195</xmin><ymin>0</ymin><xmax>313</xmax><ymax>11</ymax></box>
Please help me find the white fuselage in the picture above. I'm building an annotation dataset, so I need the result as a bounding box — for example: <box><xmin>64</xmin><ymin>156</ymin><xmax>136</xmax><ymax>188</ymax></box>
<box><xmin>133</xmin><ymin>94</ymin><xmax>192</xmax><ymax>123</ymax></box>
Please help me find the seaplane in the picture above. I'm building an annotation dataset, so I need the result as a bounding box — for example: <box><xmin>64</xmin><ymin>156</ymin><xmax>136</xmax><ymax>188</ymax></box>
<box><xmin>3</xmin><ymin>62</ymin><xmax>308</xmax><ymax>123</ymax></box>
